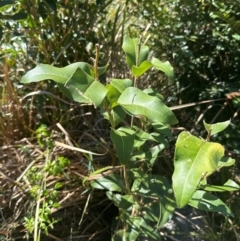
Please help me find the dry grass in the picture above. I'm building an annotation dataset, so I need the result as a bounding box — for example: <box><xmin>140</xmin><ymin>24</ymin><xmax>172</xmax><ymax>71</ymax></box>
<box><xmin>0</xmin><ymin>61</ymin><xmax>29</xmax><ymax>145</ymax></box>
<box><xmin>0</xmin><ymin>122</ymin><xmax>115</xmax><ymax>240</ymax></box>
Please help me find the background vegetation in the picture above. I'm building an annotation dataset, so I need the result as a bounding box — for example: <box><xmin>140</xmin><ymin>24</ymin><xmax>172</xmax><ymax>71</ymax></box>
<box><xmin>0</xmin><ymin>0</ymin><xmax>239</xmax><ymax>240</ymax></box>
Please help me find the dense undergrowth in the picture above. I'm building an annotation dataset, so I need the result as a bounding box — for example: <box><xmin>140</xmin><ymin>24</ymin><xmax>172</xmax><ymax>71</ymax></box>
<box><xmin>1</xmin><ymin>0</ymin><xmax>240</xmax><ymax>240</ymax></box>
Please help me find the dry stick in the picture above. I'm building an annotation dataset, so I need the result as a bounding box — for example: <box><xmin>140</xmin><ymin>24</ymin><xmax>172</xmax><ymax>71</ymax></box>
<box><xmin>232</xmin><ymin>107</ymin><xmax>239</xmax><ymax>119</ymax></box>
<box><xmin>174</xmin><ymin>211</ymin><xmax>202</xmax><ymax>230</ymax></box>
<box><xmin>79</xmin><ymin>191</ymin><xmax>92</xmax><ymax>226</ymax></box>
<box><xmin>56</xmin><ymin>122</ymin><xmax>74</xmax><ymax>146</ymax></box>
<box><xmin>54</xmin><ymin>141</ymin><xmax>107</xmax><ymax>156</ymax></box>
<box><xmin>190</xmin><ymin>105</ymin><xmax>214</xmax><ymax>133</ymax></box>
<box><xmin>169</xmin><ymin>98</ymin><xmax>225</xmax><ymax>110</ymax></box>
<box><xmin>143</xmin><ymin>23</ymin><xmax>152</xmax><ymax>44</ymax></box>
<box><xmin>210</xmin><ymin>101</ymin><xmax>228</xmax><ymax>124</ymax></box>
<box><xmin>52</xmin><ymin>42</ymin><xmax>72</xmax><ymax>65</ymax></box>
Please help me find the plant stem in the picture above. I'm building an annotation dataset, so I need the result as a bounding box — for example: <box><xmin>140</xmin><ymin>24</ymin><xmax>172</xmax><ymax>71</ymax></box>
<box><xmin>94</xmin><ymin>44</ymin><xmax>100</xmax><ymax>80</ymax></box>
<box><xmin>123</xmin><ymin>166</ymin><xmax>130</xmax><ymax>194</ymax></box>
<box><xmin>131</xmin><ymin>38</ymin><xmax>142</xmax><ymax>127</ymax></box>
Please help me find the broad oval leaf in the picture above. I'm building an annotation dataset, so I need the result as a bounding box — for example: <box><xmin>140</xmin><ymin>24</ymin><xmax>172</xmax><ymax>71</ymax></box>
<box><xmin>90</xmin><ymin>174</ymin><xmax>125</xmax><ymax>192</ymax></box>
<box><xmin>204</xmin><ymin>120</ymin><xmax>231</xmax><ymax>136</ymax></box>
<box><xmin>117</xmin><ymin>87</ymin><xmax>178</xmax><ymax>125</ymax></box>
<box><xmin>21</xmin><ymin>63</ymin><xmax>107</xmax><ymax>106</ymax></box>
<box><xmin>151</xmin><ymin>57</ymin><xmax>174</xmax><ymax>84</ymax></box>
<box><xmin>122</xmin><ymin>37</ymin><xmax>149</xmax><ymax>68</ymax></box>
<box><xmin>188</xmin><ymin>190</ymin><xmax>233</xmax><ymax>217</ymax></box>
<box><xmin>110</xmin><ymin>128</ymin><xmax>134</xmax><ymax>165</ymax></box>
<box><xmin>172</xmin><ymin>131</ymin><xmax>224</xmax><ymax>208</ymax></box>
<box><xmin>21</xmin><ymin>62</ymin><xmax>93</xmax><ymax>84</ymax></box>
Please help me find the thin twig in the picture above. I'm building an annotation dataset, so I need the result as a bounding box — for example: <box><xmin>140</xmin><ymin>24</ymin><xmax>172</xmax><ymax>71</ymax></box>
<box><xmin>170</xmin><ymin>98</ymin><xmax>225</xmax><ymax>110</ymax></box>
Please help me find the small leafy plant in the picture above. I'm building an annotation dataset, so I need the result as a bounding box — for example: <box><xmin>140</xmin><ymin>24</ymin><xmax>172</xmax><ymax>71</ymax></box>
<box><xmin>23</xmin><ymin>124</ymin><xmax>70</xmax><ymax>241</ymax></box>
<box><xmin>20</xmin><ymin>37</ymin><xmax>239</xmax><ymax>240</ymax></box>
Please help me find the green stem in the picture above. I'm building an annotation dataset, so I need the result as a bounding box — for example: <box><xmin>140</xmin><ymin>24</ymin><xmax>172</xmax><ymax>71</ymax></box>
<box><xmin>123</xmin><ymin>165</ymin><xmax>131</xmax><ymax>194</ymax></box>
<box><xmin>131</xmin><ymin>39</ymin><xmax>142</xmax><ymax>127</ymax></box>
<box><xmin>94</xmin><ymin>44</ymin><xmax>100</xmax><ymax>80</ymax></box>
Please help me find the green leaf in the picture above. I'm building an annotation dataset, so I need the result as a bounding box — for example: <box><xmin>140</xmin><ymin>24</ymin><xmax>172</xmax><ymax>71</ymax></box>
<box><xmin>64</xmin><ymin>68</ymin><xmax>107</xmax><ymax>107</ymax></box>
<box><xmin>101</xmin><ymin>105</ymin><xmax>126</xmax><ymax>128</ymax></box>
<box><xmin>218</xmin><ymin>157</ymin><xmax>235</xmax><ymax>168</ymax></box>
<box><xmin>148</xmin><ymin>144</ymin><xmax>166</xmax><ymax>167</ymax></box>
<box><xmin>62</xmin><ymin>66</ymin><xmax>95</xmax><ymax>101</ymax></box>
<box><xmin>110</xmin><ymin>78</ymin><xmax>133</xmax><ymax>93</ymax></box>
<box><xmin>157</xmin><ymin>196</ymin><xmax>176</xmax><ymax>228</ymax></box>
<box><xmin>97</xmin><ymin>63</ymin><xmax>109</xmax><ymax>76</ymax></box>
<box><xmin>131</xmin><ymin>126</ymin><xmax>151</xmax><ymax>148</ymax></box>
<box><xmin>172</xmin><ymin>131</ymin><xmax>225</xmax><ymax>208</ymax></box>
<box><xmin>188</xmin><ymin>190</ymin><xmax>233</xmax><ymax>217</ymax></box>
<box><xmin>83</xmin><ymin>80</ymin><xmax>107</xmax><ymax>107</ymax></box>
<box><xmin>21</xmin><ymin>62</ymin><xmax>93</xmax><ymax>84</ymax></box>
<box><xmin>151</xmin><ymin>123</ymin><xmax>172</xmax><ymax>137</ymax></box>
<box><xmin>143</xmin><ymin>88</ymin><xmax>164</xmax><ymax>101</ymax></box>
<box><xmin>130</xmin><ymin>144</ymin><xmax>165</xmax><ymax>170</ymax></box>
<box><xmin>54</xmin><ymin>182</ymin><xmax>63</xmax><ymax>190</ymax></box>
<box><xmin>106</xmin><ymin>192</ymin><xmax>134</xmax><ymax>210</ymax></box>
<box><xmin>200</xmin><ymin>179</ymin><xmax>240</xmax><ymax>192</ymax></box>
<box><xmin>110</xmin><ymin>128</ymin><xmax>134</xmax><ymax>165</ymax></box>
<box><xmin>106</xmin><ymin>84</ymin><xmax>121</xmax><ymax>107</ymax></box>
<box><xmin>122</xmin><ymin>37</ymin><xmax>149</xmax><ymax>68</ymax></box>
<box><xmin>126</xmin><ymin>216</ymin><xmax>142</xmax><ymax>241</ymax></box>
<box><xmin>118</xmin><ymin>87</ymin><xmax>178</xmax><ymax>125</ymax></box>
<box><xmin>132</xmin><ymin>61</ymin><xmax>152</xmax><ymax>77</ymax></box>
<box><xmin>126</xmin><ymin>217</ymin><xmax>162</xmax><ymax>241</ymax></box>
<box><xmin>151</xmin><ymin>57</ymin><xmax>174</xmax><ymax>84</ymax></box>
<box><xmin>131</xmin><ymin>126</ymin><xmax>168</xmax><ymax>148</ymax></box>
<box><xmin>131</xmin><ymin>174</ymin><xmax>171</xmax><ymax>198</ymax></box>
<box><xmin>142</xmin><ymin>201</ymin><xmax>161</xmax><ymax>223</ymax></box>
<box><xmin>204</xmin><ymin>120</ymin><xmax>231</xmax><ymax>136</ymax></box>
<box><xmin>90</xmin><ymin>174</ymin><xmax>125</xmax><ymax>192</ymax></box>
<box><xmin>21</xmin><ymin>63</ymin><xmax>108</xmax><ymax>106</ymax></box>
<box><xmin>142</xmin><ymin>195</ymin><xmax>176</xmax><ymax>227</ymax></box>
<box><xmin>57</xmin><ymin>83</ymin><xmax>90</xmax><ymax>103</ymax></box>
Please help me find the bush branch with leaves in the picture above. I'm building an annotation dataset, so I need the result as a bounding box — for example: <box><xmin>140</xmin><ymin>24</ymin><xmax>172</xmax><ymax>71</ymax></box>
<box><xmin>20</xmin><ymin>37</ymin><xmax>239</xmax><ymax>241</ymax></box>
